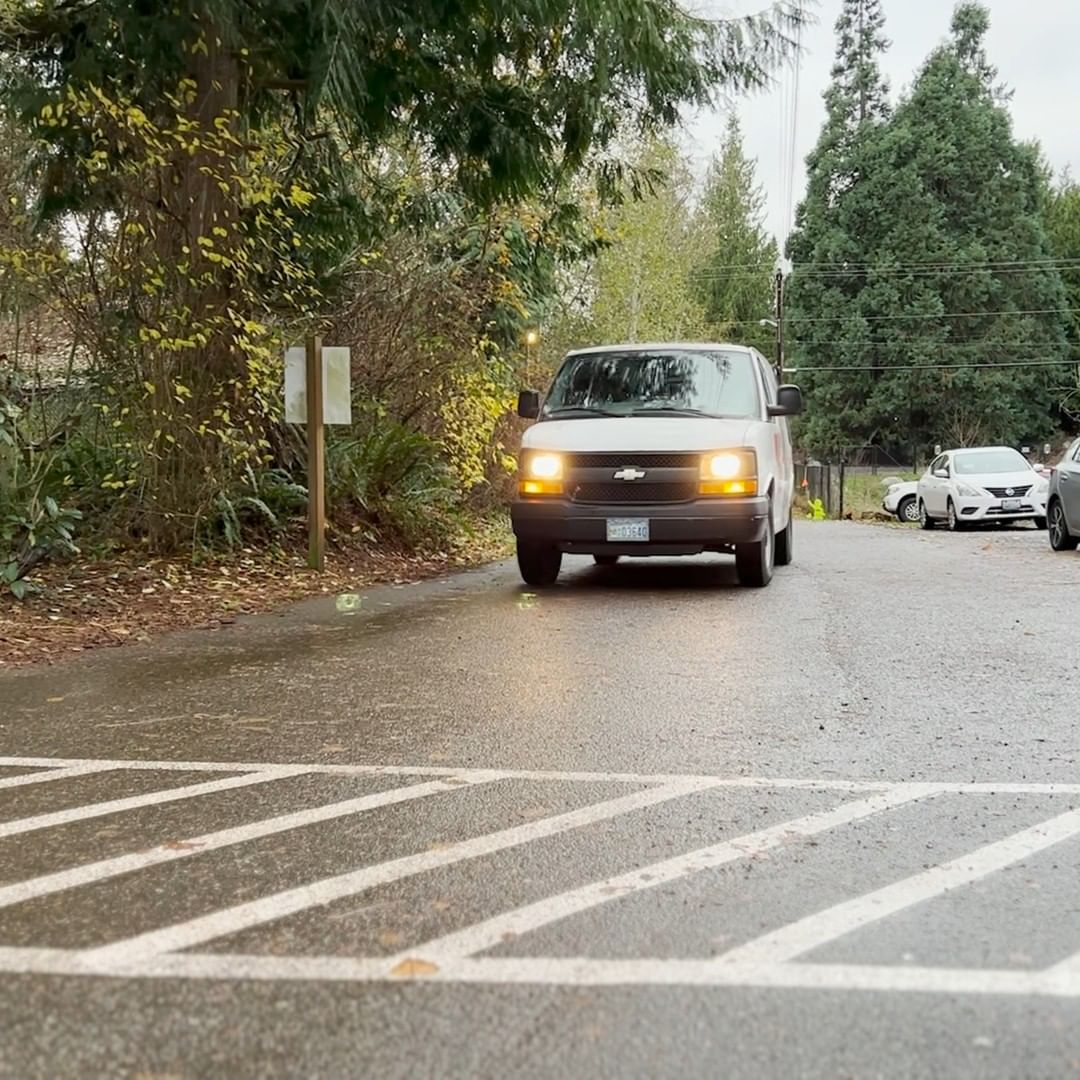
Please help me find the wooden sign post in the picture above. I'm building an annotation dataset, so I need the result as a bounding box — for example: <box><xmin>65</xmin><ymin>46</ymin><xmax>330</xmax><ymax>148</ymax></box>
<box><xmin>285</xmin><ymin>338</ymin><xmax>351</xmax><ymax>573</ymax></box>
<box><xmin>305</xmin><ymin>335</ymin><xmax>326</xmax><ymax>571</ymax></box>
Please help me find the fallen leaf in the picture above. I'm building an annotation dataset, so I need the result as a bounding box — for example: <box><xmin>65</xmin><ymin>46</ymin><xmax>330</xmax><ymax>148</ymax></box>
<box><xmin>389</xmin><ymin>958</ymin><xmax>439</xmax><ymax>978</ymax></box>
<box><xmin>378</xmin><ymin>930</ymin><xmax>405</xmax><ymax>948</ymax></box>
<box><xmin>162</xmin><ymin>840</ymin><xmax>204</xmax><ymax>851</ymax></box>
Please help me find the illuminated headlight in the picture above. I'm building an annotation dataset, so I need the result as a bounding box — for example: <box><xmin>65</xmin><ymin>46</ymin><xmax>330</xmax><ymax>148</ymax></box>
<box><xmin>704</xmin><ymin>452</ymin><xmax>745</xmax><ymax>480</ymax></box>
<box><xmin>526</xmin><ymin>453</ymin><xmax>563</xmax><ymax>480</ymax></box>
<box><xmin>700</xmin><ymin>449</ymin><xmax>757</xmax><ymax>496</ymax></box>
<box><xmin>519</xmin><ymin>452</ymin><xmax>563</xmax><ymax>496</ymax></box>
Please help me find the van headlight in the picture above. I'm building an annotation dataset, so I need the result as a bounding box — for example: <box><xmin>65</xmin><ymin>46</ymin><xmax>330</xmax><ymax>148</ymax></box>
<box><xmin>700</xmin><ymin>449</ymin><xmax>758</xmax><ymax>496</ymax></box>
<box><xmin>519</xmin><ymin>452</ymin><xmax>564</xmax><ymax>496</ymax></box>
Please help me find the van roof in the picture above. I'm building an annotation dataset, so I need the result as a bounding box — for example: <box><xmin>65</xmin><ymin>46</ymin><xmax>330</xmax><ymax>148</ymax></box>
<box><xmin>565</xmin><ymin>342</ymin><xmax>755</xmax><ymax>357</ymax></box>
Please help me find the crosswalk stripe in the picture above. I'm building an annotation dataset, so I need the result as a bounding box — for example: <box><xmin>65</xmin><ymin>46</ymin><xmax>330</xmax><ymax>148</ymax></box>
<box><xmin>82</xmin><ymin>779</ymin><xmax>718</xmax><ymax>968</ymax></box>
<box><xmin>0</xmin><ymin>776</ymin><xmax>491</xmax><ymax>910</ymax></box>
<box><xmin>408</xmin><ymin>785</ymin><xmax>940</xmax><ymax>963</ymax></box>
<box><xmin>0</xmin><ymin>768</ymin><xmax>309</xmax><ymax>839</ymax></box>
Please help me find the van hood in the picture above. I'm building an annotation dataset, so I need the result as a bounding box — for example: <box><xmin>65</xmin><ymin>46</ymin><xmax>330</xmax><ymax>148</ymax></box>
<box><xmin>521</xmin><ymin>416</ymin><xmax>753</xmax><ymax>453</ymax></box>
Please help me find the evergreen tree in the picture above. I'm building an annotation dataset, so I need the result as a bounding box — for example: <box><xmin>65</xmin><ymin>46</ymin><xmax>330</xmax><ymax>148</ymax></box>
<box><xmin>867</xmin><ymin>3</ymin><xmax>1070</xmax><ymax>452</ymax></box>
<box><xmin>1045</xmin><ymin>176</ymin><xmax>1080</xmax><ymax>428</ymax></box>
<box><xmin>693</xmin><ymin>116</ymin><xmax>778</xmax><ymax>356</ymax></box>
<box><xmin>784</xmin><ymin>0</ymin><xmax>893</xmax><ymax>455</ymax></box>
<box><xmin>788</xmin><ymin>2</ymin><xmax>1071</xmax><ymax>458</ymax></box>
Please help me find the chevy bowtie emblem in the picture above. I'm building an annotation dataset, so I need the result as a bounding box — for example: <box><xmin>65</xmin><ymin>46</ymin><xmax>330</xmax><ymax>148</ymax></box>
<box><xmin>613</xmin><ymin>467</ymin><xmax>647</xmax><ymax>481</ymax></box>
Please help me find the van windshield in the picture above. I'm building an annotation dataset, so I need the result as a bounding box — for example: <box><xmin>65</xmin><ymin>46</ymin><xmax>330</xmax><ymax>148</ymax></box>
<box><xmin>542</xmin><ymin>349</ymin><xmax>761</xmax><ymax>419</ymax></box>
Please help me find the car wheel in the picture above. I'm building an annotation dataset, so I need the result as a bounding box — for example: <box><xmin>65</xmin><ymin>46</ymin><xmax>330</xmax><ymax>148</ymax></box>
<box><xmin>919</xmin><ymin>501</ymin><xmax>936</xmax><ymax>530</ymax></box>
<box><xmin>1049</xmin><ymin>500</ymin><xmax>1079</xmax><ymax>552</ymax></box>
<box><xmin>593</xmin><ymin>555</ymin><xmax>620</xmax><ymax>567</ymax></box>
<box><xmin>947</xmin><ymin>499</ymin><xmax>963</xmax><ymax>532</ymax></box>
<box><xmin>736</xmin><ymin>504</ymin><xmax>775</xmax><ymax>587</ymax></box>
<box><xmin>517</xmin><ymin>542</ymin><xmax>562</xmax><ymax>586</ymax></box>
<box><xmin>774</xmin><ymin>511</ymin><xmax>794</xmax><ymax>567</ymax></box>
<box><xmin>897</xmin><ymin>495</ymin><xmax>919</xmax><ymax>524</ymax></box>
<box><xmin>1033</xmin><ymin>516</ymin><xmax>1047</xmax><ymax>531</ymax></box>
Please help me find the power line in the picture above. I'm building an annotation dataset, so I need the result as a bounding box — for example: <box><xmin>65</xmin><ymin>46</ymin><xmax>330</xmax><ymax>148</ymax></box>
<box><xmin>783</xmin><ymin>307</ymin><xmax>1080</xmax><ymax>324</ymax></box>
<box><xmin>792</xmin><ymin>359</ymin><xmax>1077</xmax><ymax>373</ymax></box>
<box><xmin>784</xmin><ymin>5</ymin><xmax>803</xmax><ymax>251</ymax></box>
<box><xmin>689</xmin><ymin>265</ymin><xmax>1080</xmax><ymax>283</ymax></box>
<box><xmin>685</xmin><ymin>257</ymin><xmax>1080</xmax><ymax>273</ymax></box>
<box><xmin>788</xmin><ymin>340</ymin><xmax>1076</xmax><ymax>349</ymax></box>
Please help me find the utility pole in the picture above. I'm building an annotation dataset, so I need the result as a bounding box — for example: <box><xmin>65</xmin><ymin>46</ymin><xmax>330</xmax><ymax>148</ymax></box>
<box><xmin>774</xmin><ymin>269</ymin><xmax>785</xmax><ymax>378</ymax></box>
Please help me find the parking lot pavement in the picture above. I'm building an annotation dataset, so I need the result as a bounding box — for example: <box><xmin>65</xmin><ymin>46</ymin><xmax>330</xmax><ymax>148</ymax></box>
<box><xmin>1</xmin><ymin>756</ymin><xmax>1079</xmax><ymax>998</ymax></box>
<box><xmin>2</xmin><ymin>521</ymin><xmax>1080</xmax><ymax>1078</ymax></box>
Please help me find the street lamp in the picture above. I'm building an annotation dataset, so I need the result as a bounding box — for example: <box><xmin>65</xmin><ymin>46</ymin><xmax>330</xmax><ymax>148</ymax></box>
<box><xmin>524</xmin><ymin>328</ymin><xmax>540</xmax><ymax>383</ymax></box>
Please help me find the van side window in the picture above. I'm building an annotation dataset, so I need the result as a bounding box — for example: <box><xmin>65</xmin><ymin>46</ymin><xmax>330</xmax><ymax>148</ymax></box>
<box><xmin>758</xmin><ymin>354</ymin><xmax>780</xmax><ymax>415</ymax></box>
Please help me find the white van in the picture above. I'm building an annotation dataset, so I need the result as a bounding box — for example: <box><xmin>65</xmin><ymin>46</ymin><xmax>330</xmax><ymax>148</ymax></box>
<box><xmin>511</xmin><ymin>343</ymin><xmax>803</xmax><ymax>588</ymax></box>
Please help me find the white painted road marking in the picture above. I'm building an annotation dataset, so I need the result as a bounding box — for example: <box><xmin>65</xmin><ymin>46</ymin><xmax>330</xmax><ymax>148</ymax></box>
<box><xmin>0</xmin><ymin>756</ymin><xmax>1078</xmax><ymax>997</ymax></box>
<box><xmin>2</xmin><ymin>755</ymin><xmax>1080</xmax><ymax>794</ymax></box>
<box><xmin>0</xmin><ymin>767</ymin><xmax>310</xmax><ymax>839</ymax></box>
<box><xmin>83</xmin><ymin>778</ymin><xmax>718</xmax><ymax>969</ymax></box>
<box><xmin>0</xmin><ymin>948</ymin><xmax>1078</xmax><ymax>997</ymax></box>
<box><xmin>0</xmin><ymin>765</ymin><xmax>115</xmax><ymax>792</ymax></box>
<box><xmin>409</xmin><ymin>786</ymin><xmax>939</xmax><ymax>963</ymax></box>
<box><xmin>715</xmin><ymin>805</ymin><xmax>1080</xmax><ymax>969</ymax></box>
<box><xmin>0</xmin><ymin>775</ymin><xmax>492</xmax><ymax>911</ymax></box>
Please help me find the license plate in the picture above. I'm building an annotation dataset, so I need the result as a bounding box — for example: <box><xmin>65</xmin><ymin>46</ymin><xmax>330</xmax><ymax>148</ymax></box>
<box><xmin>606</xmin><ymin>518</ymin><xmax>650</xmax><ymax>542</ymax></box>
<box><xmin>1002</xmin><ymin>498</ymin><xmax>1021</xmax><ymax>512</ymax></box>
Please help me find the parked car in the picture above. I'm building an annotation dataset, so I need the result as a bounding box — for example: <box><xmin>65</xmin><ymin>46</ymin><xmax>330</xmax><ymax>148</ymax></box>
<box><xmin>883</xmin><ymin>480</ymin><xmax>919</xmax><ymax>523</ymax></box>
<box><xmin>1048</xmin><ymin>438</ymin><xmax>1080</xmax><ymax>552</ymax></box>
<box><xmin>917</xmin><ymin>446</ymin><xmax>1049</xmax><ymax>531</ymax></box>
<box><xmin>512</xmin><ymin>343</ymin><xmax>802</xmax><ymax>588</ymax></box>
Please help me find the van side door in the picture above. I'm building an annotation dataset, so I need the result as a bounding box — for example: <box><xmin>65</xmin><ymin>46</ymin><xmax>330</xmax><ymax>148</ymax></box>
<box><xmin>757</xmin><ymin>353</ymin><xmax>793</xmax><ymax>518</ymax></box>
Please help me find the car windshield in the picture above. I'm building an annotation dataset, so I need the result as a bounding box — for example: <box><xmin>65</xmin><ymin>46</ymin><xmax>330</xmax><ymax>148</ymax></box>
<box><xmin>953</xmin><ymin>449</ymin><xmax>1031</xmax><ymax>475</ymax></box>
<box><xmin>542</xmin><ymin>349</ymin><xmax>760</xmax><ymax>419</ymax></box>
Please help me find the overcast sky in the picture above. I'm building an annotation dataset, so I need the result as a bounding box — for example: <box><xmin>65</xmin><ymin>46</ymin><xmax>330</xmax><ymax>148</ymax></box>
<box><xmin>686</xmin><ymin>0</ymin><xmax>1080</xmax><ymax>255</ymax></box>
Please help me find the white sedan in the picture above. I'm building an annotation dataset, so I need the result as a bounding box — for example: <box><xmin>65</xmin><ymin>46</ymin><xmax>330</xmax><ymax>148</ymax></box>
<box><xmin>917</xmin><ymin>447</ymin><xmax>1049</xmax><ymax>531</ymax></box>
<box><xmin>883</xmin><ymin>480</ymin><xmax>919</xmax><ymax>523</ymax></box>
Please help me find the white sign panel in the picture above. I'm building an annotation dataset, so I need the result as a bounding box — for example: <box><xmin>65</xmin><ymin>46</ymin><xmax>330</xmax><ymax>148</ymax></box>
<box><xmin>284</xmin><ymin>346</ymin><xmax>353</xmax><ymax>425</ymax></box>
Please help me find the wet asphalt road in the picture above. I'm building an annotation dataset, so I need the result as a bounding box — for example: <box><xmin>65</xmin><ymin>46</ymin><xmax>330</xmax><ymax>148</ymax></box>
<box><xmin>1</xmin><ymin>520</ymin><xmax>1079</xmax><ymax>1079</ymax></box>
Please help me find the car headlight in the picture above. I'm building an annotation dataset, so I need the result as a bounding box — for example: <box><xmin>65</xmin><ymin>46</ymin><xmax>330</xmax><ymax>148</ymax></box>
<box><xmin>519</xmin><ymin>452</ymin><xmax>563</xmax><ymax>496</ymax></box>
<box><xmin>700</xmin><ymin>449</ymin><xmax>757</xmax><ymax>496</ymax></box>
<box><xmin>955</xmin><ymin>482</ymin><xmax>982</xmax><ymax>498</ymax></box>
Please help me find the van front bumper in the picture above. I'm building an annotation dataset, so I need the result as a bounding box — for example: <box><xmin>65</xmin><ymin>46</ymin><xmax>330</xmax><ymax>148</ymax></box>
<box><xmin>511</xmin><ymin>497</ymin><xmax>770</xmax><ymax>555</ymax></box>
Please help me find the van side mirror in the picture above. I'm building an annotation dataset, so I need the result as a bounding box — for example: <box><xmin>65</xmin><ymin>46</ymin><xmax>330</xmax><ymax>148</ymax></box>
<box><xmin>768</xmin><ymin>385</ymin><xmax>803</xmax><ymax>417</ymax></box>
<box><xmin>517</xmin><ymin>390</ymin><xmax>541</xmax><ymax>420</ymax></box>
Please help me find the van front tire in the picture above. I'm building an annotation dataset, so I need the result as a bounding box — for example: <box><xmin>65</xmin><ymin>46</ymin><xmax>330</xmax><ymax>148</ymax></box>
<box><xmin>736</xmin><ymin>506</ymin><xmax>775</xmax><ymax>588</ymax></box>
<box><xmin>517</xmin><ymin>542</ymin><xmax>562</xmax><ymax>587</ymax></box>
<box><xmin>774</xmin><ymin>512</ymin><xmax>794</xmax><ymax>567</ymax></box>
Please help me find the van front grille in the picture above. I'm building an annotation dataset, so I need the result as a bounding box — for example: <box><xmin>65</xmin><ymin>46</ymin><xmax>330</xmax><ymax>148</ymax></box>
<box><xmin>570</xmin><ymin>482</ymin><xmax>698</xmax><ymax>505</ymax></box>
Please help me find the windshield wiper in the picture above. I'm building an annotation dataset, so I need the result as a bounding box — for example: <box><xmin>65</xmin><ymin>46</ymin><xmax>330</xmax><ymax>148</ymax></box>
<box><xmin>630</xmin><ymin>406</ymin><xmax>715</xmax><ymax>418</ymax></box>
<box><xmin>545</xmin><ymin>406</ymin><xmax>625</xmax><ymax>418</ymax></box>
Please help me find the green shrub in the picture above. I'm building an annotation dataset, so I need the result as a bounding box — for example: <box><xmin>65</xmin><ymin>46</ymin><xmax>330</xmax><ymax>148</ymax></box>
<box><xmin>1</xmin><ymin>494</ymin><xmax>83</xmax><ymax>598</ymax></box>
<box><xmin>203</xmin><ymin>466</ymin><xmax>309</xmax><ymax>550</ymax></box>
<box><xmin>326</xmin><ymin>416</ymin><xmax>461</xmax><ymax>546</ymax></box>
